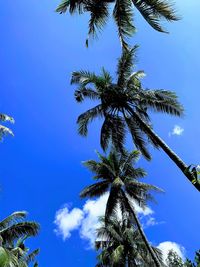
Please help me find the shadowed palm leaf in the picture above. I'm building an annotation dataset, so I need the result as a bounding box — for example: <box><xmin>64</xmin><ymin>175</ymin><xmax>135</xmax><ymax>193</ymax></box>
<box><xmin>71</xmin><ymin>47</ymin><xmax>200</xmax><ymax>191</ymax></box>
<box><xmin>56</xmin><ymin>0</ymin><xmax>179</xmax><ymax>48</ymax></box>
<box><xmin>80</xmin><ymin>149</ymin><xmax>163</xmax><ymax>266</ymax></box>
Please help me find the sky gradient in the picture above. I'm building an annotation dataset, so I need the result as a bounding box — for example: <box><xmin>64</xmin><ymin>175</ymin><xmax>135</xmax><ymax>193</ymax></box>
<box><xmin>0</xmin><ymin>0</ymin><xmax>200</xmax><ymax>266</ymax></box>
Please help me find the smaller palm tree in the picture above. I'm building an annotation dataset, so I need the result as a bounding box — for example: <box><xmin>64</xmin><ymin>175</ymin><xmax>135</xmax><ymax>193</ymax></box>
<box><xmin>56</xmin><ymin>0</ymin><xmax>179</xmax><ymax>49</ymax></box>
<box><xmin>0</xmin><ymin>113</ymin><xmax>14</xmax><ymax>141</ymax></box>
<box><xmin>0</xmin><ymin>211</ymin><xmax>40</xmax><ymax>267</ymax></box>
<box><xmin>80</xmin><ymin>149</ymin><xmax>163</xmax><ymax>266</ymax></box>
<box><xmin>96</xmin><ymin>214</ymin><xmax>163</xmax><ymax>267</ymax></box>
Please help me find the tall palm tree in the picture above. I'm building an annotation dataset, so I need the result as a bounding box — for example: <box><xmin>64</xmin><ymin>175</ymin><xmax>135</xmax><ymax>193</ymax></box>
<box><xmin>80</xmin><ymin>149</ymin><xmax>163</xmax><ymax>266</ymax></box>
<box><xmin>0</xmin><ymin>113</ymin><xmax>14</xmax><ymax>141</ymax></box>
<box><xmin>56</xmin><ymin>0</ymin><xmax>179</xmax><ymax>49</ymax></box>
<box><xmin>95</xmin><ymin>215</ymin><xmax>163</xmax><ymax>267</ymax></box>
<box><xmin>0</xmin><ymin>211</ymin><xmax>40</xmax><ymax>267</ymax></box>
<box><xmin>71</xmin><ymin>47</ymin><xmax>200</xmax><ymax>191</ymax></box>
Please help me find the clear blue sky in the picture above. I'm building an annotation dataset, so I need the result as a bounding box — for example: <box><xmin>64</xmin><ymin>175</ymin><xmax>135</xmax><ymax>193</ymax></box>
<box><xmin>0</xmin><ymin>0</ymin><xmax>200</xmax><ymax>266</ymax></box>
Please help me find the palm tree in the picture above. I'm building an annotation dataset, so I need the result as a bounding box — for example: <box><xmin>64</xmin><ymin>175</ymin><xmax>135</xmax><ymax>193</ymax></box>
<box><xmin>56</xmin><ymin>0</ymin><xmax>179</xmax><ymax>49</ymax></box>
<box><xmin>0</xmin><ymin>211</ymin><xmax>40</xmax><ymax>267</ymax></box>
<box><xmin>80</xmin><ymin>149</ymin><xmax>163</xmax><ymax>266</ymax></box>
<box><xmin>0</xmin><ymin>113</ymin><xmax>14</xmax><ymax>141</ymax></box>
<box><xmin>95</xmin><ymin>215</ymin><xmax>163</xmax><ymax>267</ymax></box>
<box><xmin>71</xmin><ymin>47</ymin><xmax>200</xmax><ymax>191</ymax></box>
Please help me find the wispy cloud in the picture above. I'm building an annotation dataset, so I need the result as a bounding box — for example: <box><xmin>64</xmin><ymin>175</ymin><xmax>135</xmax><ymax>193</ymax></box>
<box><xmin>144</xmin><ymin>217</ymin><xmax>165</xmax><ymax>228</ymax></box>
<box><xmin>157</xmin><ymin>241</ymin><xmax>185</xmax><ymax>263</ymax></box>
<box><xmin>54</xmin><ymin>193</ymin><xmax>154</xmax><ymax>247</ymax></box>
<box><xmin>169</xmin><ymin>125</ymin><xmax>184</xmax><ymax>137</ymax></box>
<box><xmin>54</xmin><ymin>206</ymin><xmax>84</xmax><ymax>240</ymax></box>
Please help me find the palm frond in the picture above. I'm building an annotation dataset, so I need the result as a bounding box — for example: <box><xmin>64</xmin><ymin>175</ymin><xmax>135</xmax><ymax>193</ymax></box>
<box><xmin>0</xmin><ymin>126</ymin><xmax>14</xmax><ymax>140</ymax></box>
<box><xmin>71</xmin><ymin>70</ymin><xmax>108</xmax><ymax>89</ymax></box>
<box><xmin>0</xmin><ymin>212</ymin><xmax>27</xmax><ymax>230</ymax></box>
<box><xmin>0</xmin><ymin>247</ymin><xmax>19</xmax><ymax>267</ymax></box>
<box><xmin>101</xmin><ymin>115</ymin><xmax>126</xmax><ymax>153</ymax></box>
<box><xmin>113</xmin><ymin>0</ymin><xmax>135</xmax><ymax>50</ymax></box>
<box><xmin>101</xmin><ymin>68</ymin><xmax>113</xmax><ymax>84</ymax></box>
<box><xmin>84</xmin><ymin>0</ymin><xmax>109</xmax><ymax>46</ymax></box>
<box><xmin>80</xmin><ymin>182</ymin><xmax>109</xmax><ymax>198</ymax></box>
<box><xmin>56</xmin><ymin>0</ymin><xmax>70</xmax><ymax>13</ymax></box>
<box><xmin>24</xmin><ymin>249</ymin><xmax>40</xmax><ymax>264</ymax></box>
<box><xmin>77</xmin><ymin>104</ymin><xmax>103</xmax><ymax>136</ymax></box>
<box><xmin>0</xmin><ymin>114</ymin><xmax>15</xmax><ymax>123</ymax></box>
<box><xmin>56</xmin><ymin>0</ymin><xmax>84</xmax><ymax>14</ymax></box>
<box><xmin>116</xmin><ymin>46</ymin><xmax>138</xmax><ymax>88</ymax></box>
<box><xmin>0</xmin><ymin>113</ymin><xmax>14</xmax><ymax>141</ymax></box>
<box><xmin>82</xmin><ymin>159</ymin><xmax>100</xmax><ymax>174</ymax></box>
<box><xmin>132</xmin><ymin>0</ymin><xmax>179</xmax><ymax>33</ymax></box>
<box><xmin>74</xmin><ymin>87</ymin><xmax>99</xmax><ymax>102</ymax></box>
<box><xmin>119</xmin><ymin>150</ymin><xmax>141</xmax><ymax>168</ymax></box>
<box><xmin>125</xmin><ymin>116</ymin><xmax>151</xmax><ymax>160</ymax></box>
<box><xmin>100</xmin><ymin>116</ymin><xmax>112</xmax><ymax>151</ymax></box>
<box><xmin>126</xmin><ymin>70</ymin><xmax>145</xmax><ymax>90</ymax></box>
<box><xmin>140</xmin><ymin>89</ymin><xmax>184</xmax><ymax>116</ymax></box>
<box><xmin>1</xmin><ymin>222</ymin><xmax>40</xmax><ymax>244</ymax></box>
<box><xmin>111</xmin><ymin>245</ymin><xmax>125</xmax><ymax>264</ymax></box>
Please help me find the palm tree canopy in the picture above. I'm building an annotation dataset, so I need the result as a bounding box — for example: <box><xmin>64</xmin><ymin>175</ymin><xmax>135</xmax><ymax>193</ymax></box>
<box><xmin>56</xmin><ymin>0</ymin><xmax>179</xmax><ymax>48</ymax></box>
<box><xmin>0</xmin><ymin>113</ymin><xmax>14</xmax><ymax>141</ymax></box>
<box><xmin>80</xmin><ymin>149</ymin><xmax>162</xmax><ymax>219</ymax></box>
<box><xmin>0</xmin><ymin>211</ymin><xmax>40</xmax><ymax>247</ymax></box>
<box><xmin>95</xmin><ymin>215</ymin><xmax>163</xmax><ymax>266</ymax></box>
<box><xmin>71</xmin><ymin>47</ymin><xmax>183</xmax><ymax>159</ymax></box>
<box><xmin>0</xmin><ymin>212</ymin><xmax>40</xmax><ymax>267</ymax></box>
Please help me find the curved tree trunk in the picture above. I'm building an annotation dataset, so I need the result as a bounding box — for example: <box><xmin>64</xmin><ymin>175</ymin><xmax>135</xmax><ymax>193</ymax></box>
<box><xmin>132</xmin><ymin>112</ymin><xmax>200</xmax><ymax>192</ymax></box>
<box><xmin>131</xmin><ymin>210</ymin><xmax>162</xmax><ymax>267</ymax></box>
<box><xmin>120</xmin><ymin>190</ymin><xmax>162</xmax><ymax>267</ymax></box>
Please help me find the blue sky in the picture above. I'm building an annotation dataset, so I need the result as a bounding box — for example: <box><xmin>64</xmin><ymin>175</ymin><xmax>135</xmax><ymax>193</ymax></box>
<box><xmin>0</xmin><ymin>0</ymin><xmax>200</xmax><ymax>266</ymax></box>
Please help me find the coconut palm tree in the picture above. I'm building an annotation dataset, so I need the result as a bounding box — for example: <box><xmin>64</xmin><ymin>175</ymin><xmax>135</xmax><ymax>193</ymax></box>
<box><xmin>0</xmin><ymin>211</ymin><xmax>40</xmax><ymax>267</ymax></box>
<box><xmin>0</xmin><ymin>113</ymin><xmax>14</xmax><ymax>141</ymax></box>
<box><xmin>56</xmin><ymin>0</ymin><xmax>179</xmax><ymax>49</ymax></box>
<box><xmin>80</xmin><ymin>149</ymin><xmax>163</xmax><ymax>266</ymax></box>
<box><xmin>95</xmin><ymin>215</ymin><xmax>163</xmax><ymax>267</ymax></box>
<box><xmin>71</xmin><ymin>47</ymin><xmax>200</xmax><ymax>191</ymax></box>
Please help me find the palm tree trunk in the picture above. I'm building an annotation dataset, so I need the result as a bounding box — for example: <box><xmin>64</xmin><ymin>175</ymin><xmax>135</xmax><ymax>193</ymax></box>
<box><xmin>131</xmin><ymin>210</ymin><xmax>162</xmax><ymax>267</ymax></box>
<box><xmin>132</xmin><ymin>111</ymin><xmax>200</xmax><ymax>191</ymax></box>
<box><xmin>120</xmin><ymin>190</ymin><xmax>162</xmax><ymax>267</ymax></box>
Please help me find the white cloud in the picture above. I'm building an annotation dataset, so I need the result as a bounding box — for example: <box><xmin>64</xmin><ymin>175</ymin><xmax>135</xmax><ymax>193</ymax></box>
<box><xmin>169</xmin><ymin>125</ymin><xmax>184</xmax><ymax>137</ymax></box>
<box><xmin>54</xmin><ymin>193</ymin><xmax>156</xmax><ymax>247</ymax></box>
<box><xmin>54</xmin><ymin>206</ymin><xmax>84</xmax><ymax>240</ymax></box>
<box><xmin>54</xmin><ymin>200</ymin><xmax>185</xmax><ymax>265</ymax></box>
<box><xmin>157</xmin><ymin>241</ymin><xmax>185</xmax><ymax>263</ymax></box>
<box><xmin>80</xmin><ymin>193</ymin><xmax>108</xmax><ymax>247</ymax></box>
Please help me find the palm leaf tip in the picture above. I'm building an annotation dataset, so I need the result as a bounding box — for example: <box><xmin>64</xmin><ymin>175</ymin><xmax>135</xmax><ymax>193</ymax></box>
<box><xmin>56</xmin><ymin>0</ymin><xmax>70</xmax><ymax>13</ymax></box>
<box><xmin>0</xmin><ymin>114</ymin><xmax>15</xmax><ymax>123</ymax></box>
<box><xmin>86</xmin><ymin>0</ymin><xmax>109</xmax><ymax>41</ymax></box>
<box><xmin>0</xmin><ymin>126</ymin><xmax>14</xmax><ymax>136</ymax></box>
<box><xmin>133</xmin><ymin>0</ymin><xmax>179</xmax><ymax>33</ymax></box>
